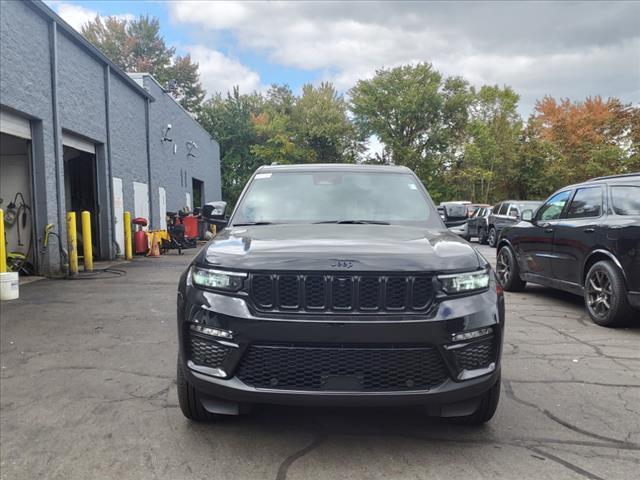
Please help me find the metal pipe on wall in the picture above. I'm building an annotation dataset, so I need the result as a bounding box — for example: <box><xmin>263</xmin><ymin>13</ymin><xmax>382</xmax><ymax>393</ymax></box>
<box><xmin>49</xmin><ymin>20</ymin><xmax>65</xmax><ymax>271</ymax></box>
<box><xmin>145</xmin><ymin>97</ymin><xmax>154</xmax><ymax>228</ymax></box>
<box><xmin>0</xmin><ymin>209</ymin><xmax>7</xmax><ymax>273</ymax></box>
<box><xmin>104</xmin><ymin>64</ymin><xmax>116</xmax><ymax>259</ymax></box>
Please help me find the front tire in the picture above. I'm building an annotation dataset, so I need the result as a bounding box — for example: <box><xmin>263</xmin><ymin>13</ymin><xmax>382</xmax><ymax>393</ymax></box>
<box><xmin>478</xmin><ymin>227</ymin><xmax>488</xmax><ymax>245</ymax></box>
<box><xmin>177</xmin><ymin>357</ymin><xmax>220</xmax><ymax>421</ymax></box>
<box><xmin>496</xmin><ymin>246</ymin><xmax>526</xmax><ymax>291</ymax></box>
<box><xmin>454</xmin><ymin>374</ymin><xmax>501</xmax><ymax>425</ymax></box>
<box><xmin>585</xmin><ymin>261</ymin><xmax>634</xmax><ymax>327</ymax></box>
<box><xmin>487</xmin><ymin>227</ymin><xmax>497</xmax><ymax>247</ymax></box>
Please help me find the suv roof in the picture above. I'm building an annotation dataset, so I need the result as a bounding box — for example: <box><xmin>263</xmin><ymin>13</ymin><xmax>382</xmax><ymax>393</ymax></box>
<box><xmin>257</xmin><ymin>163</ymin><xmax>412</xmax><ymax>173</ymax></box>
<box><xmin>588</xmin><ymin>172</ymin><xmax>640</xmax><ymax>182</ymax></box>
<box><xmin>562</xmin><ymin>172</ymin><xmax>640</xmax><ymax>190</ymax></box>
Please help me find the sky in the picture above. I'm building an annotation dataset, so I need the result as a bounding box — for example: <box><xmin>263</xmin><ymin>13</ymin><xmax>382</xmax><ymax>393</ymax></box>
<box><xmin>46</xmin><ymin>0</ymin><xmax>639</xmax><ymax>118</ymax></box>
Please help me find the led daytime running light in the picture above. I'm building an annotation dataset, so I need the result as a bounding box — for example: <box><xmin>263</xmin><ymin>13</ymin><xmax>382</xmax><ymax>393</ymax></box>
<box><xmin>190</xmin><ymin>324</ymin><xmax>233</xmax><ymax>339</ymax></box>
<box><xmin>451</xmin><ymin>327</ymin><xmax>493</xmax><ymax>342</ymax></box>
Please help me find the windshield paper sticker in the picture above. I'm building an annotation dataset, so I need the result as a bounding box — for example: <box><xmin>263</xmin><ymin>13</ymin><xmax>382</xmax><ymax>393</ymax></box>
<box><xmin>255</xmin><ymin>173</ymin><xmax>272</xmax><ymax>179</ymax></box>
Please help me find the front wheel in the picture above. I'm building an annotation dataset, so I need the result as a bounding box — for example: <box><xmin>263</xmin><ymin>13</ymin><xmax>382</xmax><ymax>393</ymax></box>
<box><xmin>478</xmin><ymin>227</ymin><xmax>488</xmax><ymax>245</ymax></box>
<box><xmin>585</xmin><ymin>261</ymin><xmax>634</xmax><ymax>327</ymax></box>
<box><xmin>487</xmin><ymin>227</ymin><xmax>497</xmax><ymax>247</ymax></box>
<box><xmin>177</xmin><ymin>358</ymin><xmax>220</xmax><ymax>422</ymax></box>
<box><xmin>496</xmin><ymin>246</ymin><xmax>526</xmax><ymax>291</ymax></box>
<box><xmin>454</xmin><ymin>374</ymin><xmax>501</xmax><ymax>425</ymax></box>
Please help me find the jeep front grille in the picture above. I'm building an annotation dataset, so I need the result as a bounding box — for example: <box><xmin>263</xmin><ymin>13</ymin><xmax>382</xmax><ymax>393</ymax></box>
<box><xmin>236</xmin><ymin>343</ymin><xmax>448</xmax><ymax>391</ymax></box>
<box><xmin>248</xmin><ymin>273</ymin><xmax>435</xmax><ymax>313</ymax></box>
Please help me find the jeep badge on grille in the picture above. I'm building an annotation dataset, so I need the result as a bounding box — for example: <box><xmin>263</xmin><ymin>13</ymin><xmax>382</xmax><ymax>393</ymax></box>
<box><xmin>331</xmin><ymin>259</ymin><xmax>354</xmax><ymax>269</ymax></box>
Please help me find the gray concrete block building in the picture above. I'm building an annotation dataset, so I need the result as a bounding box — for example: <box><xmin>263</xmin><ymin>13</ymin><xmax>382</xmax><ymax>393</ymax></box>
<box><xmin>0</xmin><ymin>0</ymin><xmax>221</xmax><ymax>274</ymax></box>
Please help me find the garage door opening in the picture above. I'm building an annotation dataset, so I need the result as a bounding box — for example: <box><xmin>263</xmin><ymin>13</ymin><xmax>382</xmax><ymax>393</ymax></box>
<box><xmin>63</xmin><ymin>145</ymin><xmax>100</xmax><ymax>259</ymax></box>
<box><xmin>0</xmin><ymin>132</ymin><xmax>36</xmax><ymax>275</ymax></box>
<box><xmin>192</xmin><ymin>177</ymin><xmax>204</xmax><ymax>212</ymax></box>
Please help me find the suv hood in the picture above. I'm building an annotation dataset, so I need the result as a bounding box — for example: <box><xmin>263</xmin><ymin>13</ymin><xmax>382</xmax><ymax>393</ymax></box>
<box><xmin>202</xmin><ymin>224</ymin><xmax>481</xmax><ymax>272</ymax></box>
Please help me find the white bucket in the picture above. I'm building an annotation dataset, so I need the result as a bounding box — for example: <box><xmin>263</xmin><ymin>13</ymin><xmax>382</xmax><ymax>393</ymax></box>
<box><xmin>0</xmin><ymin>271</ymin><xmax>19</xmax><ymax>301</ymax></box>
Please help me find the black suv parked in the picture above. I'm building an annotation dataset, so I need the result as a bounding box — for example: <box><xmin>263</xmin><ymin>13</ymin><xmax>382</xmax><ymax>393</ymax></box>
<box><xmin>468</xmin><ymin>206</ymin><xmax>492</xmax><ymax>244</ymax></box>
<box><xmin>496</xmin><ymin>173</ymin><xmax>640</xmax><ymax>327</ymax></box>
<box><xmin>177</xmin><ymin>165</ymin><xmax>504</xmax><ymax>424</ymax></box>
<box><xmin>487</xmin><ymin>200</ymin><xmax>542</xmax><ymax>247</ymax></box>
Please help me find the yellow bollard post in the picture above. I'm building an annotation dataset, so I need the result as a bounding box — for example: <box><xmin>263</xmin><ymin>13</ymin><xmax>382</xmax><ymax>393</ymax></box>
<box><xmin>123</xmin><ymin>211</ymin><xmax>132</xmax><ymax>260</ymax></box>
<box><xmin>81</xmin><ymin>211</ymin><xmax>93</xmax><ymax>272</ymax></box>
<box><xmin>67</xmin><ymin>212</ymin><xmax>78</xmax><ymax>275</ymax></box>
<box><xmin>0</xmin><ymin>209</ymin><xmax>7</xmax><ymax>273</ymax></box>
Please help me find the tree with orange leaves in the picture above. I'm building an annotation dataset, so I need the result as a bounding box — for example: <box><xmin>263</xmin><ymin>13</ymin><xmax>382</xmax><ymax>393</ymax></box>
<box><xmin>530</xmin><ymin>96</ymin><xmax>639</xmax><ymax>189</ymax></box>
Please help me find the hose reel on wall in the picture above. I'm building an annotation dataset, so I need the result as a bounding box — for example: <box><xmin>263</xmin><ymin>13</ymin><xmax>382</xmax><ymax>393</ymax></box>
<box><xmin>1</xmin><ymin>192</ymin><xmax>34</xmax><ymax>275</ymax></box>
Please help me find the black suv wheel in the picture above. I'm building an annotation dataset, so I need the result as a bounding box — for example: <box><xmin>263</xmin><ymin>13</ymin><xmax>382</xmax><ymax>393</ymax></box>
<box><xmin>478</xmin><ymin>227</ymin><xmax>488</xmax><ymax>245</ymax></box>
<box><xmin>496</xmin><ymin>246</ymin><xmax>526</xmax><ymax>291</ymax></box>
<box><xmin>585</xmin><ymin>261</ymin><xmax>634</xmax><ymax>327</ymax></box>
<box><xmin>487</xmin><ymin>227</ymin><xmax>497</xmax><ymax>247</ymax></box>
<box><xmin>453</xmin><ymin>374</ymin><xmax>501</xmax><ymax>425</ymax></box>
<box><xmin>177</xmin><ymin>358</ymin><xmax>220</xmax><ymax>422</ymax></box>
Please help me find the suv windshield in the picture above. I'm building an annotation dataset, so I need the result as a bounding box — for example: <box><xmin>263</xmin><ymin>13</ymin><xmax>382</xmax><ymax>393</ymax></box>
<box><xmin>232</xmin><ymin>170</ymin><xmax>440</xmax><ymax>227</ymax></box>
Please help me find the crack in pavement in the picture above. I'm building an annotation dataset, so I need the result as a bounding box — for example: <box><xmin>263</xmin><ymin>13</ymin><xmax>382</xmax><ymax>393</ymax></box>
<box><xmin>503</xmin><ymin>379</ymin><xmax>637</xmax><ymax>447</ymax></box>
<box><xmin>509</xmin><ymin>379</ymin><xmax>640</xmax><ymax>389</ymax></box>
<box><xmin>526</xmin><ymin>446</ymin><xmax>606</xmax><ymax>480</ymax></box>
<box><xmin>516</xmin><ymin>314</ymin><xmax>637</xmax><ymax>372</ymax></box>
<box><xmin>271</xmin><ymin>415</ymin><xmax>640</xmax><ymax>480</ymax></box>
<box><xmin>276</xmin><ymin>431</ymin><xmax>327</xmax><ymax>480</ymax></box>
<box><xmin>8</xmin><ymin>365</ymin><xmax>173</xmax><ymax>380</ymax></box>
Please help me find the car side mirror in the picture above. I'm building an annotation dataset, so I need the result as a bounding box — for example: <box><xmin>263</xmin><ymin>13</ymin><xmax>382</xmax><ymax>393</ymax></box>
<box><xmin>201</xmin><ymin>201</ymin><xmax>228</xmax><ymax>231</ymax></box>
<box><xmin>202</xmin><ymin>201</ymin><xmax>227</xmax><ymax>221</ymax></box>
<box><xmin>521</xmin><ymin>209</ymin><xmax>533</xmax><ymax>222</ymax></box>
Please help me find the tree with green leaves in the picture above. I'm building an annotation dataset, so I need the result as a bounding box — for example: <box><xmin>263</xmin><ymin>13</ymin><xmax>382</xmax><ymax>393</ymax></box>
<box><xmin>510</xmin><ymin>117</ymin><xmax>559</xmax><ymax>200</ymax></box>
<box><xmin>293</xmin><ymin>82</ymin><xmax>360</xmax><ymax>163</ymax></box>
<box><xmin>250</xmin><ymin>85</ymin><xmax>306</xmax><ymax>165</ymax></box>
<box><xmin>165</xmin><ymin>54</ymin><xmax>205</xmax><ymax>113</ymax></box>
<box><xmin>81</xmin><ymin>15</ymin><xmax>205</xmax><ymax>112</ymax></box>
<box><xmin>349</xmin><ymin>63</ymin><xmax>472</xmax><ymax>201</ymax></box>
<box><xmin>198</xmin><ymin>87</ymin><xmax>265</xmax><ymax>207</ymax></box>
<box><xmin>251</xmin><ymin>110</ymin><xmax>307</xmax><ymax>166</ymax></box>
<box><xmin>458</xmin><ymin>85</ymin><xmax>523</xmax><ymax>203</ymax></box>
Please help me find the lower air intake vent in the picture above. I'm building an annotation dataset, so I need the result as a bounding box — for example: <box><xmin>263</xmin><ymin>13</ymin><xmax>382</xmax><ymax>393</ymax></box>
<box><xmin>236</xmin><ymin>343</ymin><xmax>448</xmax><ymax>391</ymax></box>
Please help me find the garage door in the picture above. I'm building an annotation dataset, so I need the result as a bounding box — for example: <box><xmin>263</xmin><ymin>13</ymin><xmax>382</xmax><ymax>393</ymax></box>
<box><xmin>62</xmin><ymin>132</ymin><xmax>95</xmax><ymax>154</ymax></box>
<box><xmin>0</xmin><ymin>109</ymin><xmax>31</xmax><ymax>139</ymax></box>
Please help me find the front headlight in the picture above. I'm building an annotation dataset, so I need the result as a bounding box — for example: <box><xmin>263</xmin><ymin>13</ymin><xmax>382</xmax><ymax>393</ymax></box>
<box><xmin>438</xmin><ymin>269</ymin><xmax>489</xmax><ymax>294</ymax></box>
<box><xmin>191</xmin><ymin>267</ymin><xmax>246</xmax><ymax>291</ymax></box>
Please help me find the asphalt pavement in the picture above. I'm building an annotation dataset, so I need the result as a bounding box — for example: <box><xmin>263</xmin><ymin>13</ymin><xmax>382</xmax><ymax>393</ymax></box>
<box><xmin>1</xmin><ymin>243</ymin><xmax>639</xmax><ymax>480</ymax></box>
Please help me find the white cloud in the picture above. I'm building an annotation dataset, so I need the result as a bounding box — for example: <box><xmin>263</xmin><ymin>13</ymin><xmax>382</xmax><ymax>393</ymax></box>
<box><xmin>186</xmin><ymin>46</ymin><xmax>263</xmax><ymax>96</ymax></box>
<box><xmin>50</xmin><ymin>1</ymin><xmax>133</xmax><ymax>32</ymax></box>
<box><xmin>47</xmin><ymin>1</ymin><xmax>261</xmax><ymax>98</ymax></box>
<box><xmin>168</xmin><ymin>1</ymin><xmax>640</xmax><ymax>115</ymax></box>
<box><xmin>364</xmin><ymin>135</ymin><xmax>385</xmax><ymax>159</ymax></box>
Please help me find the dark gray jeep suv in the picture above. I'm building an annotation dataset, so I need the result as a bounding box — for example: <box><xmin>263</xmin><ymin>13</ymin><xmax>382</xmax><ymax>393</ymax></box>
<box><xmin>177</xmin><ymin>165</ymin><xmax>504</xmax><ymax>424</ymax></box>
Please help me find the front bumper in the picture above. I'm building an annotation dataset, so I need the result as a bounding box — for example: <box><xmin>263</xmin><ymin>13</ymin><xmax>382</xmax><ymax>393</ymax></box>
<box><xmin>448</xmin><ymin>223</ymin><xmax>469</xmax><ymax>237</ymax></box>
<box><xmin>628</xmin><ymin>291</ymin><xmax>640</xmax><ymax>310</ymax></box>
<box><xmin>177</xmin><ymin>277</ymin><xmax>504</xmax><ymax>411</ymax></box>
